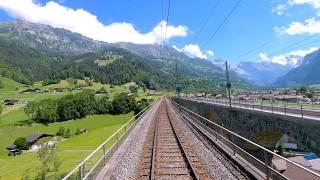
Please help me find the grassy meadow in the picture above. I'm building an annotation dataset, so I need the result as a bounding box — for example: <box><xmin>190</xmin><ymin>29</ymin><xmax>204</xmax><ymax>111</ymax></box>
<box><xmin>0</xmin><ymin>77</ymin><xmax>162</xmax><ymax>179</ymax></box>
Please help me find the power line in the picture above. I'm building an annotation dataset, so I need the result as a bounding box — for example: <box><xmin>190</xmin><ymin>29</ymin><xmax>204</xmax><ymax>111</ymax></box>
<box><xmin>159</xmin><ymin>0</ymin><xmax>165</xmax><ymax>58</ymax></box>
<box><xmin>232</xmin><ymin>34</ymin><xmax>319</xmax><ymax>62</ymax></box>
<box><xmin>202</xmin><ymin>0</ymin><xmax>243</xmax><ymax>49</ymax></box>
<box><xmin>232</xmin><ymin>39</ymin><xmax>275</xmax><ymax>61</ymax></box>
<box><xmin>192</xmin><ymin>0</ymin><xmax>221</xmax><ymax>43</ymax></box>
<box><xmin>267</xmin><ymin>34</ymin><xmax>317</xmax><ymax>57</ymax></box>
<box><xmin>164</xmin><ymin>0</ymin><xmax>171</xmax><ymax>46</ymax></box>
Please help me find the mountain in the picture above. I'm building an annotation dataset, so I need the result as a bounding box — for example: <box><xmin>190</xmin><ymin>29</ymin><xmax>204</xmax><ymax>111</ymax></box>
<box><xmin>232</xmin><ymin>57</ymin><xmax>303</xmax><ymax>86</ymax></box>
<box><xmin>0</xmin><ymin>20</ymin><xmax>251</xmax><ymax>92</ymax></box>
<box><xmin>275</xmin><ymin>49</ymin><xmax>320</xmax><ymax>87</ymax></box>
<box><xmin>114</xmin><ymin>42</ymin><xmax>246</xmax><ymax>83</ymax></box>
<box><xmin>0</xmin><ymin>19</ymin><xmax>106</xmax><ymax>54</ymax></box>
<box><xmin>209</xmin><ymin>55</ymin><xmax>303</xmax><ymax>87</ymax></box>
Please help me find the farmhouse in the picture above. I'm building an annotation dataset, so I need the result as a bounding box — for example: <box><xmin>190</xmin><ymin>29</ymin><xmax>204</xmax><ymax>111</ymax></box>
<box><xmin>26</xmin><ymin>133</ymin><xmax>53</xmax><ymax>149</ymax></box>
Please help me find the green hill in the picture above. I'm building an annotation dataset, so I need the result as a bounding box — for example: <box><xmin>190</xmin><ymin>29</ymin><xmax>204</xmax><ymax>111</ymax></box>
<box><xmin>0</xmin><ymin>76</ymin><xmax>23</xmax><ymax>93</ymax></box>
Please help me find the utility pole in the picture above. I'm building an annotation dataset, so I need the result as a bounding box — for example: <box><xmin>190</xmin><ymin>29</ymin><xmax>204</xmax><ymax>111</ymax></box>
<box><xmin>175</xmin><ymin>63</ymin><xmax>182</xmax><ymax>111</ymax></box>
<box><xmin>225</xmin><ymin>61</ymin><xmax>232</xmax><ymax>108</ymax></box>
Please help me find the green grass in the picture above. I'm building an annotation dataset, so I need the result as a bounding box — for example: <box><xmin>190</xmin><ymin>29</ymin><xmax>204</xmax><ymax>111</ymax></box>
<box><xmin>0</xmin><ymin>77</ymin><xmax>24</xmax><ymax>94</ymax></box>
<box><xmin>0</xmin><ymin>113</ymin><xmax>132</xmax><ymax>179</ymax></box>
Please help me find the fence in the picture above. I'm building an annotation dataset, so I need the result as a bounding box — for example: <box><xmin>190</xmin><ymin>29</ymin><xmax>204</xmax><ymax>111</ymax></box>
<box><xmin>62</xmin><ymin>102</ymin><xmax>154</xmax><ymax>180</ymax></box>
<box><xmin>183</xmin><ymin>96</ymin><xmax>320</xmax><ymax>119</ymax></box>
<box><xmin>171</xmin><ymin>100</ymin><xmax>320</xmax><ymax>180</ymax></box>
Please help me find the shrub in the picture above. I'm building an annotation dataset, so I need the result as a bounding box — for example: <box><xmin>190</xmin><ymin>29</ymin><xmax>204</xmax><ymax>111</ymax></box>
<box><xmin>75</xmin><ymin>128</ymin><xmax>80</xmax><ymax>135</ymax></box>
<box><xmin>64</xmin><ymin>128</ymin><xmax>71</xmax><ymax>138</ymax></box>
<box><xmin>0</xmin><ymin>79</ymin><xmax>3</xmax><ymax>89</ymax></box>
<box><xmin>134</xmin><ymin>99</ymin><xmax>150</xmax><ymax>115</ymax></box>
<box><xmin>0</xmin><ymin>104</ymin><xmax>3</xmax><ymax>115</ymax></box>
<box><xmin>56</xmin><ymin>127</ymin><xmax>65</xmax><ymax>136</ymax></box>
<box><xmin>14</xmin><ymin>137</ymin><xmax>27</xmax><ymax>150</ymax></box>
<box><xmin>129</xmin><ymin>86</ymin><xmax>138</xmax><ymax>94</ymax></box>
<box><xmin>14</xmin><ymin>119</ymin><xmax>33</xmax><ymax>126</ymax></box>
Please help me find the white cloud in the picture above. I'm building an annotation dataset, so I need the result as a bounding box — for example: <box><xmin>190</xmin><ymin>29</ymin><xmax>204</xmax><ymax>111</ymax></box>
<box><xmin>206</xmin><ymin>50</ymin><xmax>214</xmax><ymax>56</ymax></box>
<box><xmin>258</xmin><ymin>53</ymin><xmax>270</xmax><ymax>61</ymax></box>
<box><xmin>173</xmin><ymin>44</ymin><xmax>214</xmax><ymax>59</ymax></box>
<box><xmin>275</xmin><ymin>17</ymin><xmax>320</xmax><ymax>35</ymax></box>
<box><xmin>272</xmin><ymin>4</ymin><xmax>287</xmax><ymax>15</ymax></box>
<box><xmin>288</xmin><ymin>0</ymin><xmax>320</xmax><ymax>9</ymax></box>
<box><xmin>259</xmin><ymin>47</ymin><xmax>319</xmax><ymax>65</ymax></box>
<box><xmin>0</xmin><ymin>0</ymin><xmax>188</xmax><ymax>44</ymax></box>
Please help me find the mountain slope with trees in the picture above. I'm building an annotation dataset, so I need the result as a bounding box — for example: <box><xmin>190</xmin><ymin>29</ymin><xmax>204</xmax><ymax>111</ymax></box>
<box><xmin>0</xmin><ymin>20</ymin><xmax>252</xmax><ymax>92</ymax></box>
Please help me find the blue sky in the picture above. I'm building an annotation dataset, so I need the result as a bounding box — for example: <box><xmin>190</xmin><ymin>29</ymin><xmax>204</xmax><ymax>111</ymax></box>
<box><xmin>0</xmin><ymin>0</ymin><xmax>319</xmax><ymax>64</ymax></box>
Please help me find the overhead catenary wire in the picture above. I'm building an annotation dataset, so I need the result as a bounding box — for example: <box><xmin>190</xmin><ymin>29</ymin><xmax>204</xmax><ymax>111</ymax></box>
<box><xmin>192</xmin><ymin>0</ymin><xmax>221</xmax><ymax>43</ymax></box>
<box><xmin>202</xmin><ymin>0</ymin><xmax>243</xmax><ymax>49</ymax></box>
<box><xmin>231</xmin><ymin>34</ymin><xmax>319</xmax><ymax>62</ymax></box>
<box><xmin>164</xmin><ymin>0</ymin><xmax>171</xmax><ymax>46</ymax></box>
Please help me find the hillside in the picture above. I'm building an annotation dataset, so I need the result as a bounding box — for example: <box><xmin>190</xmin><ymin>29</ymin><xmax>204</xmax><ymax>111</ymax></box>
<box><xmin>0</xmin><ymin>20</ymin><xmax>251</xmax><ymax>92</ymax></box>
<box><xmin>115</xmin><ymin>42</ymin><xmax>245</xmax><ymax>83</ymax></box>
<box><xmin>275</xmin><ymin>49</ymin><xmax>320</xmax><ymax>87</ymax></box>
<box><xmin>0</xmin><ymin>76</ymin><xmax>23</xmax><ymax>93</ymax></box>
<box><xmin>0</xmin><ymin>19</ymin><xmax>106</xmax><ymax>54</ymax></box>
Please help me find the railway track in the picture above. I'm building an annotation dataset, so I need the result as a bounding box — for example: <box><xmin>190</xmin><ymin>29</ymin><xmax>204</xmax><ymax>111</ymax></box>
<box><xmin>138</xmin><ymin>99</ymin><xmax>210</xmax><ymax>179</ymax></box>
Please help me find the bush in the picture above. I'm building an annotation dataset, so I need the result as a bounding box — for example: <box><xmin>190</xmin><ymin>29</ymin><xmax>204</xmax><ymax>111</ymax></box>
<box><xmin>56</xmin><ymin>127</ymin><xmax>65</xmax><ymax>136</ymax></box>
<box><xmin>134</xmin><ymin>99</ymin><xmax>150</xmax><ymax>115</ymax></box>
<box><xmin>0</xmin><ymin>79</ymin><xmax>4</xmax><ymax>89</ymax></box>
<box><xmin>129</xmin><ymin>86</ymin><xmax>138</xmax><ymax>94</ymax></box>
<box><xmin>14</xmin><ymin>119</ymin><xmax>33</xmax><ymax>126</ymax></box>
<box><xmin>64</xmin><ymin>128</ymin><xmax>71</xmax><ymax>138</ymax></box>
<box><xmin>0</xmin><ymin>104</ymin><xmax>3</xmax><ymax>115</ymax></box>
<box><xmin>75</xmin><ymin>128</ymin><xmax>80</xmax><ymax>135</ymax></box>
<box><xmin>14</xmin><ymin>137</ymin><xmax>27</xmax><ymax>150</ymax></box>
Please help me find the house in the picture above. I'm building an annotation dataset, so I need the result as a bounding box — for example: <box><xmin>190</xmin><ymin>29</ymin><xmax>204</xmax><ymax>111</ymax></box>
<box><xmin>278</xmin><ymin>95</ymin><xmax>304</xmax><ymax>102</ymax></box>
<box><xmin>196</xmin><ymin>92</ymin><xmax>206</xmax><ymax>97</ymax></box>
<box><xmin>4</xmin><ymin>99</ymin><xmax>19</xmax><ymax>106</ymax></box>
<box><xmin>148</xmin><ymin>90</ymin><xmax>156</xmax><ymax>96</ymax></box>
<box><xmin>21</xmin><ymin>88</ymin><xmax>41</xmax><ymax>93</ymax></box>
<box><xmin>26</xmin><ymin>133</ymin><xmax>53</xmax><ymax>149</ymax></box>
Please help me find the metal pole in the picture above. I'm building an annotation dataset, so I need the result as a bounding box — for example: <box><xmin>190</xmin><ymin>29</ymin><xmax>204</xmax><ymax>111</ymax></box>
<box><xmin>225</xmin><ymin>61</ymin><xmax>232</xmax><ymax>109</ymax></box>
<box><xmin>102</xmin><ymin>145</ymin><xmax>106</xmax><ymax>165</ymax></box>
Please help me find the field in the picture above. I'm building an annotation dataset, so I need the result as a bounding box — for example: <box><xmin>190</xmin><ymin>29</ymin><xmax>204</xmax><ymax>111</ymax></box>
<box><xmin>0</xmin><ymin>77</ymin><xmax>162</xmax><ymax>179</ymax></box>
<box><xmin>0</xmin><ymin>114</ymin><xmax>131</xmax><ymax>179</ymax></box>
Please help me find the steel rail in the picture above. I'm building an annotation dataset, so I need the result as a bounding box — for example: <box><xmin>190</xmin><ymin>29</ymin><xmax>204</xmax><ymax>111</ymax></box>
<box><xmin>165</xmin><ymin>101</ymin><xmax>199</xmax><ymax>180</ymax></box>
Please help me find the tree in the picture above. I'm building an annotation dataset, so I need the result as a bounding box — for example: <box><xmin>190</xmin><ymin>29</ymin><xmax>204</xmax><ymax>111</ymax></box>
<box><xmin>112</xmin><ymin>93</ymin><xmax>137</xmax><ymax>114</ymax></box>
<box><xmin>24</xmin><ymin>101</ymin><xmax>36</xmax><ymax>120</ymax></box>
<box><xmin>14</xmin><ymin>137</ymin><xmax>27</xmax><ymax>150</ymax></box>
<box><xmin>95</xmin><ymin>96</ymin><xmax>112</xmax><ymax>114</ymax></box>
<box><xmin>33</xmin><ymin>99</ymin><xmax>58</xmax><ymax>124</ymax></box>
<box><xmin>129</xmin><ymin>86</ymin><xmax>138</xmax><ymax>94</ymax></box>
<box><xmin>36</xmin><ymin>143</ymin><xmax>61</xmax><ymax>180</ymax></box>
